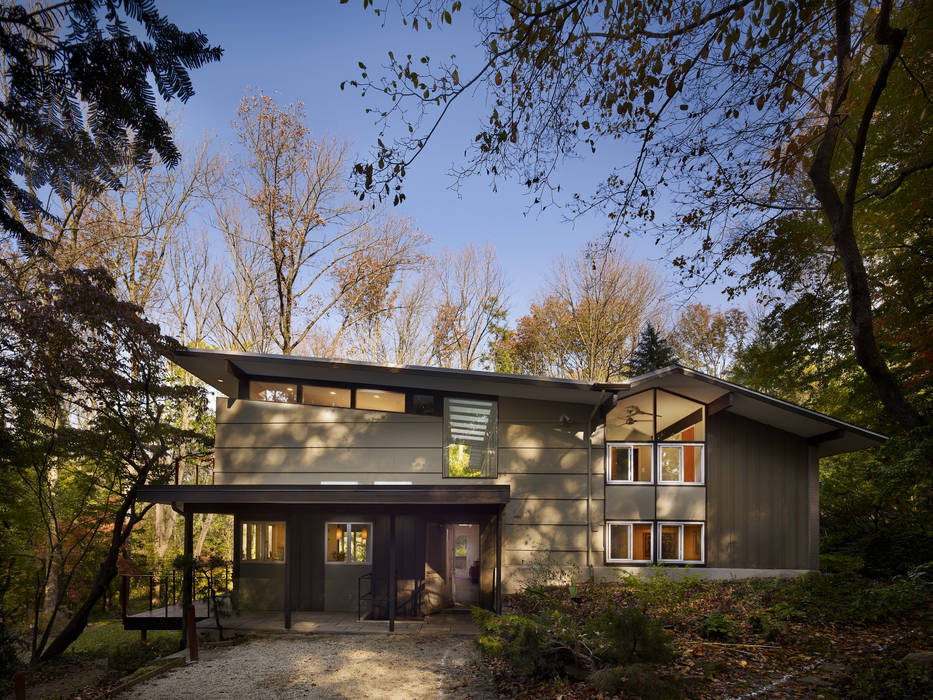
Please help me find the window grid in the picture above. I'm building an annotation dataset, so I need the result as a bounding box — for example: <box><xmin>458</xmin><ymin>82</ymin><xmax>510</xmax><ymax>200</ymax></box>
<box><xmin>605</xmin><ymin>442</ymin><xmax>655</xmax><ymax>484</ymax></box>
<box><xmin>657</xmin><ymin>443</ymin><xmax>705</xmax><ymax>484</ymax></box>
<box><xmin>605</xmin><ymin>521</ymin><xmax>654</xmax><ymax>563</ymax></box>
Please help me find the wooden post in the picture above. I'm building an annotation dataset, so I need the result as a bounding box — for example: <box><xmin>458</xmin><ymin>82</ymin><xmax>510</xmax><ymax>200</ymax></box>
<box><xmin>181</xmin><ymin>509</ymin><xmax>193</xmax><ymax>649</ymax></box>
<box><xmin>496</xmin><ymin>506</ymin><xmax>503</xmax><ymax>614</ymax></box>
<box><xmin>388</xmin><ymin>513</ymin><xmax>397</xmax><ymax>632</ymax></box>
<box><xmin>185</xmin><ymin>604</ymin><xmax>199</xmax><ymax>662</ymax></box>
<box><xmin>14</xmin><ymin>671</ymin><xmax>25</xmax><ymax>700</ymax></box>
<box><xmin>284</xmin><ymin>516</ymin><xmax>292</xmax><ymax>629</ymax></box>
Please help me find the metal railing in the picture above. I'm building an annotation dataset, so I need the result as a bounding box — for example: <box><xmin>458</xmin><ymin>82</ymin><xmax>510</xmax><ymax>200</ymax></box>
<box><xmin>120</xmin><ymin>562</ymin><xmax>232</xmax><ymax>621</ymax></box>
<box><xmin>358</xmin><ymin>573</ymin><xmax>425</xmax><ymax>621</ymax></box>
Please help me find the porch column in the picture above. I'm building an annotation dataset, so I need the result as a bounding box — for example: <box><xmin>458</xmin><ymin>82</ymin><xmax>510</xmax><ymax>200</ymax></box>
<box><xmin>496</xmin><ymin>505</ymin><xmax>503</xmax><ymax>614</ymax></box>
<box><xmin>388</xmin><ymin>513</ymin><xmax>396</xmax><ymax>632</ymax></box>
<box><xmin>284</xmin><ymin>516</ymin><xmax>292</xmax><ymax>629</ymax></box>
<box><xmin>181</xmin><ymin>508</ymin><xmax>193</xmax><ymax>649</ymax></box>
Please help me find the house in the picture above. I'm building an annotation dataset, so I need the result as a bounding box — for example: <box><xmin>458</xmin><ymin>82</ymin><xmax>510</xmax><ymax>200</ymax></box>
<box><xmin>137</xmin><ymin>349</ymin><xmax>885</xmax><ymax>627</ymax></box>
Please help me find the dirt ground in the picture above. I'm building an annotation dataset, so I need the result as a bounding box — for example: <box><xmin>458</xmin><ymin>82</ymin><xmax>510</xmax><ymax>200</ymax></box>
<box><xmin>118</xmin><ymin>634</ymin><xmax>498</xmax><ymax>699</ymax></box>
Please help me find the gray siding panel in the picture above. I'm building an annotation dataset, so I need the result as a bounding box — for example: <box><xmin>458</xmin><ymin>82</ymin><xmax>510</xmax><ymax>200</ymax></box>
<box><xmin>504</xmin><ymin>498</ymin><xmax>588</xmax><ymax>525</ymax></box>
<box><xmin>655</xmin><ymin>486</ymin><xmax>706</xmax><ymax>521</ymax></box>
<box><xmin>707</xmin><ymin>412</ymin><xmax>810</xmax><ymax>569</ymax></box>
<box><xmin>603</xmin><ymin>485</ymin><xmax>655</xmax><ymax>520</ymax></box>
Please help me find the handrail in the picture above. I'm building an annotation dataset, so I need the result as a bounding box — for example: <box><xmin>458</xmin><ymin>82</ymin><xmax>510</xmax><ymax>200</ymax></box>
<box><xmin>120</xmin><ymin>561</ymin><xmax>232</xmax><ymax>620</ymax></box>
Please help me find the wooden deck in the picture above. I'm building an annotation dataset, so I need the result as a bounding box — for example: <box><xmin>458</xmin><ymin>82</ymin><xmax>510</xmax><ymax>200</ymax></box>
<box><xmin>124</xmin><ymin>599</ymin><xmax>211</xmax><ymax>630</ymax></box>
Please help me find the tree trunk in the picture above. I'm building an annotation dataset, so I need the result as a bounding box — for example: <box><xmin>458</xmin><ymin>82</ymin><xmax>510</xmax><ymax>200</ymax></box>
<box><xmin>194</xmin><ymin>513</ymin><xmax>213</xmax><ymax>558</ymax></box>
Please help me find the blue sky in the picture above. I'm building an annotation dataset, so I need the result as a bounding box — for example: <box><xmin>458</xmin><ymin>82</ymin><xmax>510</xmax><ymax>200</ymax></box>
<box><xmin>160</xmin><ymin>0</ymin><xmax>733</xmax><ymax>318</ymax></box>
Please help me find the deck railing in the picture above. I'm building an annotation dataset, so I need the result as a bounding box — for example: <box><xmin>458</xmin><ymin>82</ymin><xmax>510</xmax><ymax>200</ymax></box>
<box><xmin>120</xmin><ymin>562</ymin><xmax>232</xmax><ymax>622</ymax></box>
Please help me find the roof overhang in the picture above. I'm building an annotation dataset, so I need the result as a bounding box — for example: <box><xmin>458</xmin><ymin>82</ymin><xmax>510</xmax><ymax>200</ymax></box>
<box><xmin>597</xmin><ymin>366</ymin><xmax>887</xmax><ymax>458</ymax></box>
<box><xmin>171</xmin><ymin>347</ymin><xmax>606</xmax><ymax>406</ymax></box>
<box><xmin>137</xmin><ymin>484</ymin><xmax>511</xmax><ymax>507</ymax></box>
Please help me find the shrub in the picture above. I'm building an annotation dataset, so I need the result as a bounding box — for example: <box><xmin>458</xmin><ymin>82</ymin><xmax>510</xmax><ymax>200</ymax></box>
<box><xmin>589</xmin><ymin>663</ymin><xmax>686</xmax><ymax>699</ymax></box>
<box><xmin>698</xmin><ymin>612</ymin><xmax>735</xmax><ymax>641</ymax></box>
<box><xmin>472</xmin><ymin>607</ymin><xmax>570</xmax><ymax>679</ymax></box>
<box><xmin>617</xmin><ymin>567</ymin><xmax>703</xmax><ymax>616</ymax></box>
<box><xmin>584</xmin><ymin>607</ymin><xmax>674</xmax><ymax>665</ymax></box>
<box><xmin>773</xmin><ymin>572</ymin><xmax>927</xmax><ymax>624</ymax></box>
<box><xmin>106</xmin><ymin>637</ymin><xmax>177</xmax><ymax>674</ymax></box>
<box><xmin>749</xmin><ymin>612</ymin><xmax>787</xmax><ymax>643</ymax></box>
<box><xmin>847</xmin><ymin>659</ymin><xmax>933</xmax><ymax>699</ymax></box>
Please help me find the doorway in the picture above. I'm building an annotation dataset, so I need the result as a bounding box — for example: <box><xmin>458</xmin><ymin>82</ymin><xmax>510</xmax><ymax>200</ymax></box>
<box><xmin>449</xmin><ymin>523</ymin><xmax>479</xmax><ymax>606</ymax></box>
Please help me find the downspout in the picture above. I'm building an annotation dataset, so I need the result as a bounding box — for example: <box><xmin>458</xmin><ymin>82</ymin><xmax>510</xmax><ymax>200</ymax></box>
<box><xmin>586</xmin><ymin>391</ymin><xmax>609</xmax><ymax>577</ymax></box>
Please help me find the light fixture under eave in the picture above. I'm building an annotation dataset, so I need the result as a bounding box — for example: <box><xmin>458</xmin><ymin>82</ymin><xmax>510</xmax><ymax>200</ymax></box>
<box><xmin>217</xmin><ymin>378</ymin><xmax>224</xmax><ymax>383</ymax></box>
<box><xmin>329</xmin><ymin>391</ymin><xmax>337</xmax><ymax>395</ymax></box>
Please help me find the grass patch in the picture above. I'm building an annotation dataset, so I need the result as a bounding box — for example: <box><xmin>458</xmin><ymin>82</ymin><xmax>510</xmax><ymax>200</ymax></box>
<box><xmin>65</xmin><ymin>619</ymin><xmax>180</xmax><ymax>659</ymax></box>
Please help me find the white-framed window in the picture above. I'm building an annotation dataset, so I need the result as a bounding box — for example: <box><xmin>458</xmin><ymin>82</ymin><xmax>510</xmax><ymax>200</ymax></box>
<box><xmin>606</xmin><ymin>442</ymin><xmax>654</xmax><ymax>483</ymax></box>
<box><xmin>657</xmin><ymin>444</ymin><xmax>705</xmax><ymax>484</ymax></box>
<box><xmin>657</xmin><ymin>522</ymin><xmax>704</xmax><ymax>563</ymax></box>
<box><xmin>605</xmin><ymin>521</ymin><xmax>654</xmax><ymax>563</ymax></box>
<box><xmin>325</xmin><ymin>522</ymin><xmax>372</xmax><ymax>564</ymax></box>
<box><xmin>241</xmin><ymin>521</ymin><xmax>286</xmax><ymax>562</ymax></box>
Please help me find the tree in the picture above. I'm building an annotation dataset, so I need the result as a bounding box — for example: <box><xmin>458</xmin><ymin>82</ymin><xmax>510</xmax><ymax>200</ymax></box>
<box><xmin>673</xmin><ymin>304</ymin><xmax>749</xmax><ymax>378</ymax></box>
<box><xmin>0</xmin><ymin>0</ymin><xmax>221</xmax><ymax>248</ymax></box>
<box><xmin>629</xmin><ymin>322</ymin><xmax>678</xmax><ymax>376</ymax></box>
<box><xmin>349</xmin><ymin>0</ymin><xmax>931</xmax><ymax>430</ymax></box>
<box><xmin>430</xmin><ymin>243</ymin><xmax>508</xmax><ymax>369</ymax></box>
<box><xmin>214</xmin><ymin>91</ymin><xmax>427</xmax><ymax>356</ymax></box>
<box><xmin>493</xmin><ymin>248</ymin><xmax>662</xmax><ymax>381</ymax></box>
<box><xmin>0</xmin><ymin>258</ymin><xmax>208</xmax><ymax>663</ymax></box>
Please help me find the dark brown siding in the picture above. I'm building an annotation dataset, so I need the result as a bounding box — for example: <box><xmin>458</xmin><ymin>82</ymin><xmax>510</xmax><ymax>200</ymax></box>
<box><xmin>707</xmin><ymin>412</ymin><xmax>810</xmax><ymax>569</ymax></box>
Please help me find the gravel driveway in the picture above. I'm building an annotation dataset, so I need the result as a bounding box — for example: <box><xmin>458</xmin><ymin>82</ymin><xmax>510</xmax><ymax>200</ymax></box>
<box><xmin>119</xmin><ymin>634</ymin><xmax>498</xmax><ymax>699</ymax></box>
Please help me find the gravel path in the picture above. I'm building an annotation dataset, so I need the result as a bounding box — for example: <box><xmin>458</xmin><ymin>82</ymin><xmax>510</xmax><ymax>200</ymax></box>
<box><xmin>119</xmin><ymin>634</ymin><xmax>498</xmax><ymax>699</ymax></box>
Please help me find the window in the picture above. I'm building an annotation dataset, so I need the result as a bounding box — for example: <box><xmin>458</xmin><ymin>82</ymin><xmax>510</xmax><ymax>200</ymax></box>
<box><xmin>658</xmin><ymin>444</ymin><xmax>704</xmax><ymax>484</ymax></box>
<box><xmin>658</xmin><ymin>523</ymin><xmax>704</xmax><ymax>563</ymax></box>
<box><xmin>606</xmin><ymin>522</ymin><xmax>654</xmax><ymax>563</ymax></box>
<box><xmin>325</xmin><ymin>522</ymin><xmax>371</xmax><ymax>564</ymax></box>
<box><xmin>249</xmin><ymin>381</ymin><xmax>297</xmax><ymax>403</ymax></box>
<box><xmin>241</xmin><ymin>522</ymin><xmax>285</xmax><ymax>562</ymax></box>
<box><xmin>412</xmin><ymin>393</ymin><xmax>436</xmax><ymax>415</ymax></box>
<box><xmin>444</xmin><ymin>397</ymin><xmax>497</xmax><ymax>478</ymax></box>
<box><xmin>303</xmin><ymin>385</ymin><xmax>351</xmax><ymax>408</ymax></box>
<box><xmin>607</xmin><ymin>443</ymin><xmax>653</xmax><ymax>483</ymax></box>
<box><xmin>356</xmin><ymin>388</ymin><xmax>405</xmax><ymax>412</ymax></box>
<box><xmin>605</xmin><ymin>390</ymin><xmax>656</xmax><ymax>441</ymax></box>
<box><xmin>656</xmin><ymin>390</ymin><xmax>705</xmax><ymax>441</ymax></box>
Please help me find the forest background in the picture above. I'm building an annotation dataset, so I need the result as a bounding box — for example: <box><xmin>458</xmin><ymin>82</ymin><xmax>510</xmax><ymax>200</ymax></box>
<box><xmin>0</xmin><ymin>0</ymin><xmax>929</xmax><ymax>673</ymax></box>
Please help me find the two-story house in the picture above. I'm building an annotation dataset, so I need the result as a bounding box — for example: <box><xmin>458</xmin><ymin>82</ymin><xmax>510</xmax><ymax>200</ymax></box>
<box><xmin>138</xmin><ymin>348</ymin><xmax>884</xmax><ymax>627</ymax></box>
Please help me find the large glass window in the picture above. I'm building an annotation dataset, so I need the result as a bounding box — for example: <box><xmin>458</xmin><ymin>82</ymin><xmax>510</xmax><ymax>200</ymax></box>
<box><xmin>325</xmin><ymin>522</ymin><xmax>371</xmax><ymax>564</ymax></box>
<box><xmin>249</xmin><ymin>381</ymin><xmax>297</xmax><ymax>403</ymax></box>
<box><xmin>658</xmin><ymin>444</ymin><xmax>704</xmax><ymax>484</ymax></box>
<box><xmin>658</xmin><ymin>523</ymin><xmax>704</xmax><ymax>563</ymax></box>
<box><xmin>656</xmin><ymin>390</ymin><xmax>705</xmax><ymax>441</ymax></box>
<box><xmin>356</xmin><ymin>388</ymin><xmax>405</xmax><ymax>413</ymax></box>
<box><xmin>303</xmin><ymin>385</ymin><xmax>351</xmax><ymax>408</ymax></box>
<box><xmin>606</xmin><ymin>522</ymin><xmax>653</xmax><ymax>563</ymax></box>
<box><xmin>241</xmin><ymin>522</ymin><xmax>285</xmax><ymax>562</ymax></box>
<box><xmin>607</xmin><ymin>443</ymin><xmax>653</xmax><ymax>483</ymax></box>
<box><xmin>444</xmin><ymin>397</ymin><xmax>497</xmax><ymax>478</ymax></box>
<box><xmin>605</xmin><ymin>390</ymin><xmax>656</xmax><ymax>441</ymax></box>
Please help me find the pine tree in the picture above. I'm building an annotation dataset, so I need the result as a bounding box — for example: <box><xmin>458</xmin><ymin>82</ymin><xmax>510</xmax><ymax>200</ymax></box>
<box><xmin>629</xmin><ymin>322</ymin><xmax>678</xmax><ymax>376</ymax></box>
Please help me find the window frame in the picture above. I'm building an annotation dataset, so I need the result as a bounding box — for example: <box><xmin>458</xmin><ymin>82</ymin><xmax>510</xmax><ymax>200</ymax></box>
<box><xmin>605</xmin><ymin>520</ymin><xmax>655</xmax><ymax>564</ymax></box>
<box><xmin>605</xmin><ymin>442</ymin><xmax>655</xmax><ymax>484</ymax></box>
<box><xmin>443</xmin><ymin>396</ymin><xmax>498</xmax><ymax>479</ymax></box>
<box><xmin>240</xmin><ymin>521</ymin><xmax>286</xmax><ymax>564</ymax></box>
<box><xmin>657</xmin><ymin>521</ymin><xmax>705</xmax><ymax>564</ymax></box>
<box><xmin>657</xmin><ymin>443</ymin><xmax>705</xmax><ymax>485</ymax></box>
<box><xmin>324</xmin><ymin>521</ymin><xmax>373</xmax><ymax>565</ymax></box>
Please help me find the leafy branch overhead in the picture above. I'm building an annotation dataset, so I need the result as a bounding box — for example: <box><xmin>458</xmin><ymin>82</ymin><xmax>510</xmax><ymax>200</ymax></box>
<box><xmin>349</xmin><ymin>0</ymin><xmax>931</xmax><ymax>431</ymax></box>
<box><xmin>0</xmin><ymin>0</ymin><xmax>222</xmax><ymax>247</ymax></box>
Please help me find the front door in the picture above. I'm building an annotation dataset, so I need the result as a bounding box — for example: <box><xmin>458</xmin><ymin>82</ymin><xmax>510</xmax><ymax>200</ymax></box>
<box><xmin>449</xmin><ymin>523</ymin><xmax>480</xmax><ymax>606</ymax></box>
